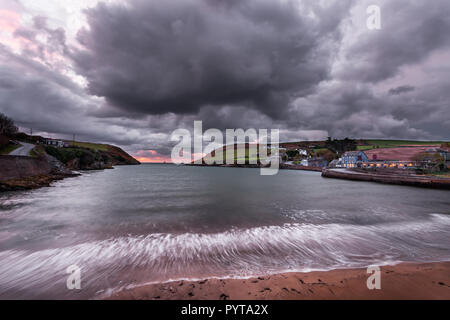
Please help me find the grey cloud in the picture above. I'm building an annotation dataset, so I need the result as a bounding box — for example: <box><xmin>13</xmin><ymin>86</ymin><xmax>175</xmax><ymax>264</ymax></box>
<box><xmin>12</xmin><ymin>16</ymin><xmax>68</xmax><ymax>61</ymax></box>
<box><xmin>286</xmin><ymin>72</ymin><xmax>449</xmax><ymax>141</ymax></box>
<box><xmin>2</xmin><ymin>0</ymin><xmax>450</xmax><ymax>162</ymax></box>
<box><xmin>72</xmin><ymin>0</ymin><xmax>351</xmax><ymax>118</ymax></box>
<box><xmin>388</xmin><ymin>85</ymin><xmax>415</xmax><ymax>95</ymax></box>
<box><xmin>338</xmin><ymin>0</ymin><xmax>450</xmax><ymax>83</ymax></box>
<box><xmin>0</xmin><ymin>46</ymin><xmax>155</xmax><ymax>148</ymax></box>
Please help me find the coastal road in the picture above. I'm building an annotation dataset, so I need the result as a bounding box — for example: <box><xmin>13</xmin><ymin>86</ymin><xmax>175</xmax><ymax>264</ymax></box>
<box><xmin>9</xmin><ymin>142</ymin><xmax>35</xmax><ymax>156</ymax></box>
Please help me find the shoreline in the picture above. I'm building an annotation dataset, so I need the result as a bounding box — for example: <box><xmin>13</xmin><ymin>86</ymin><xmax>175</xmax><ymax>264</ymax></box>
<box><xmin>108</xmin><ymin>261</ymin><xmax>450</xmax><ymax>300</ymax></box>
<box><xmin>322</xmin><ymin>168</ymin><xmax>450</xmax><ymax>190</ymax></box>
<box><xmin>187</xmin><ymin>163</ymin><xmax>323</xmax><ymax>172</ymax></box>
<box><xmin>0</xmin><ymin>172</ymin><xmax>80</xmax><ymax>192</ymax></box>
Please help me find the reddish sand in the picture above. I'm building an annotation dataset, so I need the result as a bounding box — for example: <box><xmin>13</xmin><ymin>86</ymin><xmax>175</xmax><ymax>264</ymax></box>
<box><xmin>108</xmin><ymin>262</ymin><xmax>450</xmax><ymax>300</ymax></box>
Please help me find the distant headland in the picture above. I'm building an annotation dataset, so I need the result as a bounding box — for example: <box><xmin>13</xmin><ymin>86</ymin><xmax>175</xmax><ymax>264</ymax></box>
<box><xmin>0</xmin><ymin>113</ymin><xmax>140</xmax><ymax>191</ymax></box>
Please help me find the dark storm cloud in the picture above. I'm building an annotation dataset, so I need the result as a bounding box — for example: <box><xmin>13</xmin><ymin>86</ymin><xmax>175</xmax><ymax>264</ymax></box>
<box><xmin>72</xmin><ymin>0</ymin><xmax>351</xmax><ymax>118</ymax></box>
<box><xmin>388</xmin><ymin>85</ymin><xmax>415</xmax><ymax>95</ymax></box>
<box><xmin>2</xmin><ymin>0</ymin><xmax>450</xmax><ymax>162</ymax></box>
<box><xmin>286</xmin><ymin>0</ymin><xmax>450</xmax><ymax>141</ymax></box>
<box><xmin>288</xmin><ymin>72</ymin><xmax>449</xmax><ymax>140</ymax></box>
<box><xmin>0</xmin><ymin>45</ymin><xmax>156</xmax><ymax>148</ymax></box>
<box><xmin>338</xmin><ymin>0</ymin><xmax>450</xmax><ymax>83</ymax></box>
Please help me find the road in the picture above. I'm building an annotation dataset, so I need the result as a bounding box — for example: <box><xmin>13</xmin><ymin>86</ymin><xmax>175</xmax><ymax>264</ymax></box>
<box><xmin>9</xmin><ymin>142</ymin><xmax>35</xmax><ymax>156</ymax></box>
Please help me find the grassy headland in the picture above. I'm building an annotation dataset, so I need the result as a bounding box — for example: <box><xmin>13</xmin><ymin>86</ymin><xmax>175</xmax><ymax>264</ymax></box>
<box><xmin>0</xmin><ymin>132</ymin><xmax>140</xmax><ymax>191</ymax></box>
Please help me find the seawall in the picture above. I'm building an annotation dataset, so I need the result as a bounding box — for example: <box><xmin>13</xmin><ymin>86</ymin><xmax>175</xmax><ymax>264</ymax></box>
<box><xmin>322</xmin><ymin>168</ymin><xmax>450</xmax><ymax>190</ymax></box>
<box><xmin>0</xmin><ymin>155</ymin><xmax>51</xmax><ymax>180</ymax></box>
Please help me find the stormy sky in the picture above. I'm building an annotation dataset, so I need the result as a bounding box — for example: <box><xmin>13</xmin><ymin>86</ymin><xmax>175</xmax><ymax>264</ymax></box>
<box><xmin>0</xmin><ymin>0</ymin><xmax>449</xmax><ymax>162</ymax></box>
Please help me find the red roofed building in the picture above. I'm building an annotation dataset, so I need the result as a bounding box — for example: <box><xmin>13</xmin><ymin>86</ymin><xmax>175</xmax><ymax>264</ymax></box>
<box><xmin>362</xmin><ymin>146</ymin><xmax>445</xmax><ymax>169</ymax></box>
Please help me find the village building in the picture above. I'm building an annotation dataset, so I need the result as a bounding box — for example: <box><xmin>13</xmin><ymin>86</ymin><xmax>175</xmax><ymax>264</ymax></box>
<box><xmin>300</xmin><ymin>159</ymin><xmax>309</xmax><ymax>166</ymax></box>
<box><xmin>340</xmin><ymin>151</ymin><xmax>369</xmax><ymax>168</ymax></box>
<box><xmin>363</xmin><ymin>147</ymin><xmax>435</xmax><ymax>169</ymax></box>
<box><xmin>365</xmin><ymin>146</ymin><xmax>450</xmax><ymax>169</ymax></box>
<box><xmin>332</xmin><ymin>146</ymin><xmax>449</xmax><ymax>170</ymax></box>
<box><xmin>435</xmin><ymin>148</ymin><xmax>450</xmax><ymax>163</ymax></box>
<box><xmin>301</xmin><ymin>157</ymin><xmax>328</xmax><ymax>168</ymax></box>
<box><xmin>328</xmin><ymin>159</ymin><xmax>341</xmax><ymax>168</ymax></box>
<box><xmin>43</xmin><ymin>139</ymin><xmax>69</xmax><ymax>148</ymax></box>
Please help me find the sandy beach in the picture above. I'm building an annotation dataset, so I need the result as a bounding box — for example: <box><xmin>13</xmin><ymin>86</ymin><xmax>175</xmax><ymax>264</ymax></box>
<box><xmin>108</xmin><ymin>262</ymin><xmax>450</xmax><ymax>300</ymax></box>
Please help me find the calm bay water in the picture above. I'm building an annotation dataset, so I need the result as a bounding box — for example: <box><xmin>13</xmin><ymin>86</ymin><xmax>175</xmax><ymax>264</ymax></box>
<box><xmin>0</xmin><ymin>164</ymin><xmax>449</xmax><ymax>299</ymax></box>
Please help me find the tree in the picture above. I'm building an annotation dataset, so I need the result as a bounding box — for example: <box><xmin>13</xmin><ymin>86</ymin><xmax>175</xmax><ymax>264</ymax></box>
<box><xmin>286</xmin><ymin>150</ymin><xmax>299</xmax><ymax>159</ymax></box>
<box><xmin>413</xmin><ymin>152</ymin><xmax>445</xmax><ymax>172</ymax></box>
<box><xmin>316</xmin><ymin>149</ymin><xmax>337</xmax><ymax>162</ymax></box>
<box><xmin>0</xmin><ymin>113</ymin><xmax>18</xmax><ymax>136</ymax></box>
<box><xmin>325</xmin><ymin>137</ymin><xmax>357</xmax><ymax>153</ymax></box>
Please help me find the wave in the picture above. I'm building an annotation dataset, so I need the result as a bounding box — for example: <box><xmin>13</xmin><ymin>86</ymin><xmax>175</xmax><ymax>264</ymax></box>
<box><xmin>0</xmin><ymin>214</ymin><xmax>449</xmax><ymax>299</ymax></box>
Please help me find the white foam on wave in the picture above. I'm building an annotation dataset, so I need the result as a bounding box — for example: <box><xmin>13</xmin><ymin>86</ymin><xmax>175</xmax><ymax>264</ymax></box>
<box><xmin>0</xmin><ymin>214</ymin><xmax>449</xmax><ymax>298</ymax></box>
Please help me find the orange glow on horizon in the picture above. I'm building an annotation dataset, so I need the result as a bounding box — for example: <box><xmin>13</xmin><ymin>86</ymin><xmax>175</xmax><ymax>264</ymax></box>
<box><xmin>133</xmin><ymin>149</ymin><xmax>206</xmax><ymax>163</ymax></box>
<box><xmin>133</xmin><ymin>149</ymin><xmax>172</xmax><ymax>163</ymax></box>
<box><xmin>135</xmin><ymin>156</ymin><xmax>172</xmax><ymax>163</ymax></box>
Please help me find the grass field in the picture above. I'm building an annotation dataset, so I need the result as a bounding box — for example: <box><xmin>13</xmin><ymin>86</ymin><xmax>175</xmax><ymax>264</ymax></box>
<box><xmin>357</xmin><ymin>145</ymin><xmax>374</xmax><ymax>150</ymax></box>
<box><xmin>429</xmin><ymin>172</ymin><xmax>450</xmax><ymax>178</ymax></box>
<box><xmin>0</xmin><ymin>143</ymin><xmax>21</xmax><ymax>155</ymax></box>
<box><xmin>30</xmin><ymin>145</ymin><xmax>45</xmax><ymax>158</ymax></box>
<box><xmin>203</xmin><ymin>144</ymin><xmax>265</xmax><ymax>163</ymax></box>
<box><xmin>358</xmin><ymin>140</ymin><xmax>446</xmax><ymax>151</ymax></box>
<box><xmin>70</xmin><ymin>141</ymin><xmax>109</xmax><ymax>151</ymax></box>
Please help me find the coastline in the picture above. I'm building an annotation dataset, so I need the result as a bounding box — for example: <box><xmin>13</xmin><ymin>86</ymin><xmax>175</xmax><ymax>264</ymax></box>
<box><xmin>0</xmin><ymin>172</ymin><xmax>79</xmax><ymax>192</ymax></box>
<box><xmin>107</xmin><ymin>261</ymin><xmax>450</xmax><ymax>300</ymax></box>
<box><xmin>187</xmin><ymin>163</ymin><xmax>323</xmax><ymax>172</ymax></box>
<box><xmin>0</xmin><ymin>154</ymin><xmax>80</xmax><ymax>191</ymax></box>
<box><xmin>322</xmin><ymin>168</ymin><xmax>450</xmax><ymax>190</ymax></box>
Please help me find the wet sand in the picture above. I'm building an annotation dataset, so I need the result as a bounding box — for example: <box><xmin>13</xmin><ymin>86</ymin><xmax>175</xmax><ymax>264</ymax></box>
<box><xmin>108</xmin><ymin>261</ymin><xmax>450</xmax><ymax>300</ymax></box>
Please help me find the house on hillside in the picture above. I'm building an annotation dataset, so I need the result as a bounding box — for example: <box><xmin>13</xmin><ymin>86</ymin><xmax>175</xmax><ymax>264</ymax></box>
<box><xmin>363</xmin><ymin>147</ymin><xmax>433</xmax><ymax>169</ymax></box>
<box><xmin>44</xmin><ymin>139</ymin><xmax>68</xmax><ymax>148</ymax></box>
<box><xmin>328</xmin><ymin>159</ymin><xmax>341</xmax><ymax>168</ymax></box>
<box><xmin>301</xmin><ymin>157</ymin><xmax>328</xmax><ymax>168</ymax></box>
<box><xmin>337</xmin><ymin>146</ymin><xmax>448</xmax><ymax>170</ymax></box>
<box><xmin>436</xmin><ymin>148</ymin><xmax>450</xmax><ymax>162</ymax></box>
<box><xmin>341</xmin><ymin>151</ymin><xmax>368</xmax><ymax>168</ymax></box>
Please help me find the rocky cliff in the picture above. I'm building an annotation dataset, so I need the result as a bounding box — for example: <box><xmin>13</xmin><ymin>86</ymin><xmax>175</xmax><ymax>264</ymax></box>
<box><xmin>0</xmin><ymin>154</ymin><xmax>77</xmax><ymax>191</ymax></box>
<box><xmin>0</xmin><ymin>155</ymin><xmax>51</xmax><ymax>180</ymax></box>
<box><xmin>44</xmin><ymin>144</ymin><xmax>140</xmax><ymax>170</ymax></box>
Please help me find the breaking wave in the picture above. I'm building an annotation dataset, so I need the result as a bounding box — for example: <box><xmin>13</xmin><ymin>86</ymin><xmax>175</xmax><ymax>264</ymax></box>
<box><xmin>1</xmin><ymin>214</ymin><xmax>449</xmax><ymax>299</ymax></box>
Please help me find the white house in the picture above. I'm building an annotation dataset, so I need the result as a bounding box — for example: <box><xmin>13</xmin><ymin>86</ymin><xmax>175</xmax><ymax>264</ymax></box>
<box><xmin>44</xmin><ymin>139</ymin><xmax>66</xmax><ymax>148</ymax></box>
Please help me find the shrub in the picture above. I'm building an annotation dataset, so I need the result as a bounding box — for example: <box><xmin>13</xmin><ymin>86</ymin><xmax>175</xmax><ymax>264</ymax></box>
<box><xmin>0</xmin><ymin>113</ymin><xmax>18</xmax><ymax>137</ymax></box>
<box><xmin>44</xmin><ymin>146</ymin><xmax>85</xmax><ymax>164</ymax></box>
